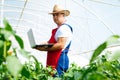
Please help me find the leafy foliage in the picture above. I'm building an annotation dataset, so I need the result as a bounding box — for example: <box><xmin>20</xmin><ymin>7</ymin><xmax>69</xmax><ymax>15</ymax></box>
<box><xmin>0</xmin><ymin>19</ymin><xmax>120</xmax><ymax>80</ymax></box>
<box><xmin>90</xmin><ymin>35</ymin><xmax>120</xmax><ymax>63</ymax></box>
<box><xmin>0</xmin><ymin>19</ymin><xmax>25</xmax><ymax>79</ymax></box>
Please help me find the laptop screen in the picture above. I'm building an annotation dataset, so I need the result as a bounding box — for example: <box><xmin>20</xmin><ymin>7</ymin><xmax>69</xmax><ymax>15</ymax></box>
<box><xmin>27</xmin><ymin>29</ymin><xmax>36</xmax><ymax>48</ymax></box>
<box><xmin>27</xmin><ymin>29</ymin><xmax>54</xmax><ymax>48</ymax></box>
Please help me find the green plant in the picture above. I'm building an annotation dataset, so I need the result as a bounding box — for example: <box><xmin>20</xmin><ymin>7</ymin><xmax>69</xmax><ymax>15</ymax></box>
<box><xmin>0</xmin><ymin>19</ymin><xmax>28</xmax><ymax>79</ymax></box>
<box><xmin>0</xmin><ymin>19</ymin><xmax>120</xmax><ymax>80</ymax></box>
<box><xmin>90</xmin><ymin>35</ymin><xmax>120</xmax><ymax>63</ymax></box>
<box><xmin>0</xmin><ymin>19</ymin><xmax>59</xmax><ymax>80</ymax></box>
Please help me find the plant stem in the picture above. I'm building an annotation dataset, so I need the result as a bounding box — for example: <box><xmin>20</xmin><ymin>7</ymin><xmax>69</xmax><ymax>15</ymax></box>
<box><xmin>3</xmin><ymin>41</ymin><xmax>7</xmax><ymax>59</ymax></box>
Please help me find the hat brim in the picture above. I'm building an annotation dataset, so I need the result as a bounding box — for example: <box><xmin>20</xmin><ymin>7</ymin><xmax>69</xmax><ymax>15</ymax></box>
<box><xmin>49</xmin><ymin>10</ymin><xmax>70</xmax><ymax>16</ymax></box>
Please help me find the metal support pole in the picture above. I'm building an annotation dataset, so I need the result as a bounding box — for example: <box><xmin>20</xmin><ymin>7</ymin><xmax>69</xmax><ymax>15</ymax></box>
<box><xmin>0</xmin><ymin>0</ymin><xmax>4</xmax><ymax>27</ymax></box>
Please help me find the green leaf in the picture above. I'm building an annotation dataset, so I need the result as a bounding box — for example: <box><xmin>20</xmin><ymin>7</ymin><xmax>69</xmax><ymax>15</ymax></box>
<box><xmin>6</xmin><ymin>56</ymin><xmax>23</xmax><ymax>77</ymax></box>
<box><xmin>29</xmin><ymin>55</ymin><xmax>41</xmax><ymax>72</ymax></box>
<box><xmin>21</xmin><ymin>66</ymin><xmax>30</xmax><ymax>78</ymax></box>
<box><xmin>1</xmin><ymin>30</ymin><xmax>13</xmax><ymax>40</ymax></box>
<box><xmin>3</xmin><ymin>18</ymin><xmax>13</xmax><ymax>32</ymax></box>
<box><xmin>0</xmin><ymin>40</ymin><xmax>11</xmax><ymax>65</ymax></box>
<box><xmin>0</xmin><ymin>40</ymin><xmax>4</xmax><ymax>48</ymax></box>
<box><xmin>90</xmin><ymin>35</ymin><xmax>120</xmax><ymax>63</ymax></box>
<box><xmin>90</xmin><ymin>42</ymin><xmax>107</xmax><ymax>63</ymax></box>
<box><xmin>74</xmin><ymin>71</ymin><xmax>82</xmax><ymax>80</ymax></box>
<box><xmin>14</xmin><ymin>35</ymin><xmax>24</xmax><ymax>49</ymax></box>
<box><xmin>6</xmin><ymin>40</ymin><xmax>12</xmax><ymax>51</ymax></box>
<box><xmin>87</xmin><ymin>72</ymin><xmax>107</xmax><ymax>80</ymax></box>
<box><xmin>106</xmin><ymin>35</ymin><xmax>120</xmax><ymax>46</ymax></box>
<box><xmin>18</xmin><ymin>49</ymin><xmax>30</xmax><ymax>59</ymax></box>
<box><xmin>0</xmin><ymin>33</ymin><xmax>5</xmax><ymax>41</ymax></box>
<box><xmin>0</xmin><ymin>40</ymin><xmax>4</xmax><ymax>64</ymax></box>
<box><xmin>109</xmin><ymin>50</ymin><xmax>120</xmax><ymax>61</ymax></box>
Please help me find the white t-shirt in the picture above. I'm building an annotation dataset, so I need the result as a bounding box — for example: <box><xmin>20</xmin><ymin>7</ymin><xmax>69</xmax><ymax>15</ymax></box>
<box><xmin>55</xmin><ymin>24</ymin><xmax>73</xmax><ymax>50</ymax></box>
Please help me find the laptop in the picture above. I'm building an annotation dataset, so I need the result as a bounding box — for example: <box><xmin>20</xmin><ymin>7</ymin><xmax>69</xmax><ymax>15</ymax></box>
<box><xmin>27</xmin><ymin>29</ymin><xmax>53</xmax><ymax>48</ymax></box>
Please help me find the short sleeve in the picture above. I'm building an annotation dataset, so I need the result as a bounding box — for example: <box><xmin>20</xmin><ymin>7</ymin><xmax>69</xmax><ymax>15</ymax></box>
<box><xmin>55</xmin><ymin>24</ymin><xmax>72</xmax><ymax>41</ymax></box>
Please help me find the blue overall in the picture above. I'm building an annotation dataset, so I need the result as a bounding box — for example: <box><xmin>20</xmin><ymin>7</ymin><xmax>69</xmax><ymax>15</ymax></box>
<box><xmin>56</xmin><ymin>24</ymin><xmax>73</xmax><ymax>76</ymax></box>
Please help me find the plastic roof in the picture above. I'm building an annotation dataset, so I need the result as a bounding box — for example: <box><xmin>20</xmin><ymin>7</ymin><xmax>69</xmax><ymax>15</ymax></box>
<box><xmin>0</xmin><ymin>0</ymin><xmax>120</xmax><ymax>66</ymax></box>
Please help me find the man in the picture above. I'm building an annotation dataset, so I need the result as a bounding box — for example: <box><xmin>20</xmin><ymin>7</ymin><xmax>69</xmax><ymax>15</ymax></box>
<box><xmin>35</xmin><ymin>4</ymin><xmax>73</xmax><ymax>76</ymax></box>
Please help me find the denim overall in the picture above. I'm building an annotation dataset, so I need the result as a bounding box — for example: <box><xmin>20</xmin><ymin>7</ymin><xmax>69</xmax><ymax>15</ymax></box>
<box><xmin>56</xmin><ymin>24</ymin><xmax>73</xmax><ymax>76</ymax></box>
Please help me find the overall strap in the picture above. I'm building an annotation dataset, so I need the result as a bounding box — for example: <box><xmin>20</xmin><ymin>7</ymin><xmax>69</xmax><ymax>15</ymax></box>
<box><xmin>62</xmin><ymin>23</ymin><xmax>73</xmax><ymax>53</ymax></box>
<box><xmin>63</xmin><ymin>23</ymin><xmax>73</xmax><ymax>33</ymax></box>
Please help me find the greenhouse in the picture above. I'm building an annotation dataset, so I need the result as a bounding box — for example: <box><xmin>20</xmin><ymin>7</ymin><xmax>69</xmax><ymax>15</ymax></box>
<box><xmin>0</xmin><ymin>0</ymin><xmax>120</xmax><ymax>80</ymax></box>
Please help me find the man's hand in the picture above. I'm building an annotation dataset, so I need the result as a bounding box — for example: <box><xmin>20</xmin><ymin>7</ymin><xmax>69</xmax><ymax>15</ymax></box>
<box><xmin>34</xmin><ymin>46</ymin><xmax>47</xmax><ymax>51</ymax></box>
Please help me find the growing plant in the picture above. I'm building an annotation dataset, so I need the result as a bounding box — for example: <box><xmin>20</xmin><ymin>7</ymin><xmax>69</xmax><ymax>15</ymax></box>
<box><xmin>0</xmin><ymin>19</ymin><xmax>29</xmax><ymax>79</ymax></box>
<box><xmin>61</xmin><ymin>35</ymin><xmax>120</xmax><ymax>80</ymax></box>
<box><xmin>0</xmin><ymin>19</ymin><xmax>120</xmax><ymax>80</ymax></box>
<box><xmin>0</xmin><ymin>19</ymin><xmax>58</xmax><ymax>80</ymax></box>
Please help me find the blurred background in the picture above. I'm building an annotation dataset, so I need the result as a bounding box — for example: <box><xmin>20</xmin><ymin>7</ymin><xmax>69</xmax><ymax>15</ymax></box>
<box><xmin>0</xmin><ymin>0</ymin><xmax>120</xmax><ymax>67</ymax></box>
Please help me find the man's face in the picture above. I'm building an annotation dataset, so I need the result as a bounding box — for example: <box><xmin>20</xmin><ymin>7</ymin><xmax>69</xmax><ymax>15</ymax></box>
<box><xmin>52</xmin><ymin>13</ymin><xmax>64</xmax><ymax>25</ymax></box>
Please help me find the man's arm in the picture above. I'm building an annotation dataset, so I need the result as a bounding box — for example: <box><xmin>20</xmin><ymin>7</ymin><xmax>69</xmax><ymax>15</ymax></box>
<box><xmin>34</xmin><ymin>37</ymin><xmax>67</xmax><ymax>51</ymax></box>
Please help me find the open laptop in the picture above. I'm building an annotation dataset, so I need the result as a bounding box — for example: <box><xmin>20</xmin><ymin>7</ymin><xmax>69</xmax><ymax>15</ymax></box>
<box><xmin>27</xmin><ymin>29</ymin><xmax>53</xmax><ymax>48</ymax></box>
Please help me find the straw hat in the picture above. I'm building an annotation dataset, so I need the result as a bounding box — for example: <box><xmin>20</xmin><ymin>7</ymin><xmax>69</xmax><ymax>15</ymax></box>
<box><xmin>49</xmin><ymin>4</ymin><xmax>70</xmax><ymax>16</ymax></box>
